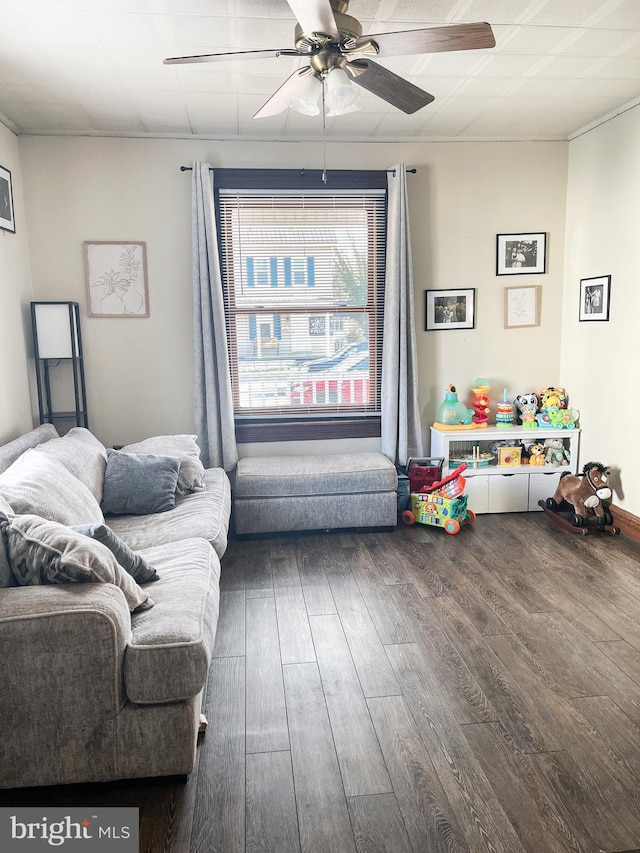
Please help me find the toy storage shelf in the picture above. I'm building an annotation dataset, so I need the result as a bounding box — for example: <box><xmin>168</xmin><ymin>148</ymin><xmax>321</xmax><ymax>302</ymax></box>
<box><xmin>430</xmin><ymin>425</ymin><xmax>580</xmax><ymax>514</ymax></box>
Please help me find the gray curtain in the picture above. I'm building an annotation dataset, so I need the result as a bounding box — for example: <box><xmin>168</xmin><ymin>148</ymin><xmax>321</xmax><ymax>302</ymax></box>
<box><xmin>192</xmin><ymin>162</ymin><xmax>238</xmax><ymax>471</ymax></box>
<box><xmin>381</xmin><ymin>164</ymin><xmax>424</xmax><ymax>467</ymax></box>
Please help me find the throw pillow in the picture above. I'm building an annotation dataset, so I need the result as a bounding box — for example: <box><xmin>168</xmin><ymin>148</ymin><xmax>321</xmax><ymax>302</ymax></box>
<box><xmin>120</xmin><ymin>434</ymin><xmax>206</xmax><ymax>495</ymax></box>
<box><xmin>0</xmin><ymin>451</ymin><xmax>104</xmax><ymax>526</ymax></box>
<box><xmin>71</xmin><ymin>523</ymin><xmax>158</xmax><ymax>584</ymax></box>
<box><xmin>0</xmin><ymin>507</ymin><xmax>15</xmax><ymax>589</ymax></box>
<box><xmin>1</xmin><ymin>514</ymin><xmax>153</xmax><ymax>612</ymax></box>
<box><xmin>29</xmin><ymin>428</ymin><xmax>108</xmax><ymax>502</ymax></box>
<box><xmin>101</xmin><ymin>450</ymin><xmax>180</xmax><ymax>516</ymax></box>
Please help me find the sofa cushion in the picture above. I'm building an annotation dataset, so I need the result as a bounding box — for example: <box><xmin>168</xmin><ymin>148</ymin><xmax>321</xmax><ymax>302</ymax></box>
<box><xmin>108</xmin><ymin>468</ymin><xmax>231</xmax><ymax>559</ymax></box>
<box><xmin>29</xmin><ymin>428</ymin><xmax>107</xmax><ymax>502</ymax></box>
<box><xmin>120</xmin><ymin>435</ymin><xmax>206</xmax><ymax>496</ymax></box>
<box><xmin>234</xmin><ymin>451</ymin><xmax>398</xmax><ymax>498</ymax></box>
<box><xmin>101</xmin><ymin>450</ymin><xmax>180</xmax><ymax>516</ymax></box>
<box><xmin>124</xmin><ymin>538</ymin><xmax>220</xmax><ymax>703</ymax></box>
<box><xmin>0</xmin><ymin>423</ymin><xmax>58</xmax><ymax>475</ymax></box>
<box><xmin>71</xmin><ymin>523</ymin><xmax>158</xmax><ymax>584</ymax></box>
<box><xmin>0</xmin><ymin>451</ymin><xmax>104</xmax><ymax>526</ymax></box>
<box><xmin>1</xmin><ymin>514</ymin><xmax>153</xmax><ymax>612</ymax></box>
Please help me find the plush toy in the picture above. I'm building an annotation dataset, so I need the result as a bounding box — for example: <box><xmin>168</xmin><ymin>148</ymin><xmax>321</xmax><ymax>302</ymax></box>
<box><xmin>544</xmin><ymin>437</ymin><xmax>569</xmax><ymax>466</ymax></box>
<box><xmin>528</xmin><ymin>443</ymin><xmax>546</xmax><ymax>466</ymax></box>
<box><xmin>539</xmin><ymin>387</ymin><xmax>567</xmax><ymax>411</ymax></box>
<box><xmin>547</xmin><ymin>462</ymin><xmax>613</xmax><ymax>527</ymax></box>
<box><xmin>514</xmin><ymin>393</ymin><xmax>539</xmax><ymax>426</ymax></box>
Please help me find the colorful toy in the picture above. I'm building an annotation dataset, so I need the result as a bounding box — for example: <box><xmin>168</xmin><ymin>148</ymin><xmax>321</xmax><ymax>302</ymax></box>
<box><xmin>539</xmin><ymin>386</ymin><xmax>567</xmax><ymax>411</ymax></box>
<box><xmin>495</xmin><ymin>388</ymin><xmax>515</xmax><ymax>428</ymax></box>
<box><xmin>470</xmin><ymin>378</ymin><xmax>491</xmax><ymax>425</ymax></box>
<box><xmin>543</xmin><ymin>437</ymin><xmax>570</xmax><ymax>466</ymax></box>
<box><xmin>528</xmin><ymin>443</ymin><xmax>546</xmax><ymax>466</ymax></box>
<box><xmin>540</xmin><ymin>462</ymin><xmax>619</xmax><ymax>535</ymax></box>
<box><xmin>407</xmin><ymin>457</ymin><xmax>446</xmax><ymax>493</ymax></box>
<box><xmin>545</xmin><ymin>405</ymin><xmax>579</xmax><ymax>429</ymax></box>
<box><xmin>402</xmin><ymin>461</ymin><xmax>476</xmax><ymax>534</ymax></box>
<box><xmin>514</xmin><ymin>392</ymin><xmax>539</xmax><ymax>427</ymax></box>
<box><xmin>433</xmin><ymin>384</ymin><xmax>484</xmax><ymax>430</ymax></box>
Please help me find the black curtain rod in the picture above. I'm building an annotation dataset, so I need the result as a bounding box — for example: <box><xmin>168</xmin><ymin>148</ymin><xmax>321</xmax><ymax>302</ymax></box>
<box><xmin>179</xmin><ymin>165</ymin><xmax>416</xmax><ymax>173</ymax></box>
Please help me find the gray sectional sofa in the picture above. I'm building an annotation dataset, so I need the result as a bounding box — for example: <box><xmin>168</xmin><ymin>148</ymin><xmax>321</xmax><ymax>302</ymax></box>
<box><xmin>0</xmin><ymin>424</ymin><xmax>231</xmax><ymax>789</ymax></box>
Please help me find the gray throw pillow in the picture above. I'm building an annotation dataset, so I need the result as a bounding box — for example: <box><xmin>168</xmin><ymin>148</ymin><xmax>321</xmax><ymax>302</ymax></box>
<box><xmin>120</xmin><ymin>435</ymin><xmax>206</xmax><ymax>495</ymax></box>
<box><xmin>101</xmin><ymin>450</ymin><xmax>180</xmax><ymax>516</ymax></box>
<box><xmin>1</xmin><ymin>514</ymin><xmax>153</xmax><ymax>612</ymax></box>
<box><xmin>71</xmin><ymin>523</ymin><xmax>158</xmax><ymax>584</ymax></box>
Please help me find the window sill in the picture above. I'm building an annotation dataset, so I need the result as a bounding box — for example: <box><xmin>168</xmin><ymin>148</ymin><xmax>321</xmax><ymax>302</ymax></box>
<box><xmin>235</xmin><ymin>416</ymin><xmax>381</xmax><ymax>443</ymax></box>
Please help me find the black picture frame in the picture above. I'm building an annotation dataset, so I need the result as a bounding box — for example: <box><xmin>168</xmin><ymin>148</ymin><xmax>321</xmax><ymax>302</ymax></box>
<box><xmin>496</xmin><ymin>232</ymin><xmax>546</xmax><ymax>275</ymax></box>
<box><xmin>579</xmin><ymin>275</ymin><xmax>610</xmax><ymax>322</ymax></box>
<box><xmin>0</xmin><ymin>164</ymin><xmax>15</xmax><ymax>234</ymax></box>
<box><xmin>425</xmin><ymin>288</ymin><xmax>476</xmax><ymax>331</ymax></box>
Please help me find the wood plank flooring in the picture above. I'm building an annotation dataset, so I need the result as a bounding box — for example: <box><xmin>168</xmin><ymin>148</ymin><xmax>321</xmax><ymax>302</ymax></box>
<box><xmin>4</xmin><ymin>513</ymin><xmax>640</xmax><ymax>852</ymax></box>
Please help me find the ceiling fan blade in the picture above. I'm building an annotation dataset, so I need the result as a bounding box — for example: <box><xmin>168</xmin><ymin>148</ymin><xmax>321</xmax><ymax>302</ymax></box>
<box><xmin>163</xmin><ymin>47</ymin><xmax>299</xmax><ymax>65</ymax></box>
<box><xmin>348</xmin><ymin>59</ymin><xmax>434</xmax><ymax>114</ymax></box>
<box><xmin>286</xmin><ymin>0</ymin><xmax>339</xmax><ymax>38</ymax></box>
<box><xmin>254</xmin><ymin>68</ymin><xmax>314</xmax><ymax>119</ymax></box>
<box><xmin>354</xmin><ymin>21</ymin><xmax>495</xmax><ymax>58</ymax></box>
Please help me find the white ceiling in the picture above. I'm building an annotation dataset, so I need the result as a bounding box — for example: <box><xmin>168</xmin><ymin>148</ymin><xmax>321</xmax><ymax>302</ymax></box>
<box><xmin>1</xmin><ymin>0</ymin><xmax>640</xmax><ymax>142</ymax></box>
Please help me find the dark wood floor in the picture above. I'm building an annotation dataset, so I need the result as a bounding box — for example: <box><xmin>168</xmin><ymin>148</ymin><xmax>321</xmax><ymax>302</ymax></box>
<box><xmin>4</xmin><ymin>513</ymin><xmax>640</xmax><ymax>852</ymax></box>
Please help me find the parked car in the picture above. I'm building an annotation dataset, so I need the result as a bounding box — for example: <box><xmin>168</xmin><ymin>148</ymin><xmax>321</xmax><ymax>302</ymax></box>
<box><xmin>304</xmin><ymin>340</ymin><xmax>368</xmax><ymax>372</ymax></box>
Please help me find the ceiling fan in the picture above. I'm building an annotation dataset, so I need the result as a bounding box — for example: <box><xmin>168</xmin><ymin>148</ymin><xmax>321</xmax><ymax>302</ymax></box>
<box><xmin>163</xmin><ymin>0</ymin><xmax>495</xmax><ymax>119</ymax></box>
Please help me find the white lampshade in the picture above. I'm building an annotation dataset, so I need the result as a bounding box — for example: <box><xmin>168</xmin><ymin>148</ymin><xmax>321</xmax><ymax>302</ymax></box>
<box><xmin>32</xmin><ymin>302</ymin><xmax>79</xmax><ymax>359</ymax></box>
<box><xmin>325</xmin><ymin>68</ymin><xmax>360</xmax><ymax>113</ymax></box>
<box><xmin>287</xmin><ymin>73</ymin><xmax>321</xmax><ymax>116</ymax></box>
<box><xmin>327</xmin><ymin>99</ymin><xmax>361</xmax><ymax>117</ymax></box>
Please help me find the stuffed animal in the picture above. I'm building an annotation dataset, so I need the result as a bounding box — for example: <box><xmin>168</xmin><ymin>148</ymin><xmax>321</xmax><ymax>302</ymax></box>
<box><xmin>544</xmin><ymin>437</ymin><xmax>569</xmax><ymax>466</ymax></box>
<box><xmin>539</xmin><ymin>387</ymin><xmax>567</xmax><ymax>411</ymax></box>
<box><xmin>514</xmin><ymin>393</ymin><xmax>539</xmax><ymax>426</ymax></box>
<box><xmin>528</xmin><ymin>443</ymin><xmax>546</xmax><ymax>466</ymax></box>
<box><xmin>547</xmin><ymin>462</ymin><xmax>613</xmax><ymax>527</ymax></box>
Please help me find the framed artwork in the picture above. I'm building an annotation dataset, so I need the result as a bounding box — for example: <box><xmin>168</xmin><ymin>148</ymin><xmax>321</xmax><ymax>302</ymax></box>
<box><xmin>496</xmin><ymin>232</ymin><xmax>546</xmax><ymax>275</ymax></box>
<box><xmin>504</xmin><ymin>285</ymin><xmax>541</xmax><ymax>328</ymax></box>
<box><xmin>425</xmin><ymin>288</ymin><xmax>476</xmax><ymax>331</ymax></box>
<box><xmin>579</xmin><ymin>275</ymin><xmax>610</xmax><ymax>322</ymax></box>
<box><xmin>84</xmin><ymin>241</ymin><xmax>149</xmax><ymax>317</ymax></box>
<box><xmin>0</xmin><ymin>164</ymin><xmax>16</xmax><ymax>233</ymax></box>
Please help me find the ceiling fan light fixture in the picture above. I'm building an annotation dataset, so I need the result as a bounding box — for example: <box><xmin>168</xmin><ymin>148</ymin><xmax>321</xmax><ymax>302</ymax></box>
<box><xmin>286</xmin><ymin>72</ymin><xmax>321</xmax><ymax>115</ymax></box>
<box><xmin>326</xmin><ymin>99</ymin><xmax>361</xmax><ymax>117</ymax></box>
<box><xmin>325</xmin><ymin>66</ymin><xmax>360</xmax><ymax>111</ymax></box>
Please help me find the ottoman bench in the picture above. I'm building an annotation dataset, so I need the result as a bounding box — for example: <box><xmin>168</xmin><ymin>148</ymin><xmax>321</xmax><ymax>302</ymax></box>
<box><xmin>233</xmin><ymin>452</ymin><xmax>398</xmax><ymax>535</ymax></box>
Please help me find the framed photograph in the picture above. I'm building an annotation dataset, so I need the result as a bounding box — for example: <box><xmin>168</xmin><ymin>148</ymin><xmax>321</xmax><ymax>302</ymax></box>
<box><xmin>84</xmin><ymin>241</ymin><xmax>149</xmax><ymax>317</ymax></box>
<box><xmin>496</xmin><ymin>232</ymin><xmax>546</xmax><ymax>275</ymax></box>
<box><xmin>425</xmin><ymin>288</ymin><xmax>476</xmax><ymax>331</ymax></box>
<box><xmin>504</xmin><ymin>285</ymin><xmax>541</xmax><ymax>328</ymax></box>
<box><xmin>579</xmin><ymin>275</ymin><xmax>610</xmax><ymax>322</ymax></box>
<box><xmin>0</xmin><ymin>164</ymin><xmax>16</xmax><ymax>233</ymax></box>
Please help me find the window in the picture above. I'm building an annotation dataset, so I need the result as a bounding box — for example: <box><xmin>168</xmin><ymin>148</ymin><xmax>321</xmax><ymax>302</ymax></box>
<box><xmin>215</xmin><ymin>170</ymin><xmax>387</xmax><ymax>441</ymax></box>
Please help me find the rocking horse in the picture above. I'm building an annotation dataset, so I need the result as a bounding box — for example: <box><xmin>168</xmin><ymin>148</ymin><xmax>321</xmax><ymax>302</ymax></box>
<box><xmin>538</xmin><ymin>461</ymin><xmax>620</xmax><ymax>535</ymax></box>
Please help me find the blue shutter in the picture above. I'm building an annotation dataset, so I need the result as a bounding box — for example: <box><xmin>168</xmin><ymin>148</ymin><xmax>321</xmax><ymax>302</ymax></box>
<box><xmin>246</xmin><ymin>257</ymin><xmax>255</xmax><ymax>287</ymax></box>
<box><xmin>273</xmin><ymin>314</ymin><xmax>282</xmax><ymax>340</ymax></box>
<box><xmin>270</xmin><ymin>257</ymin><xmax>278</xmax><ymax>287</ymax></box>
<box><xmin>307</xmin><ymin>256</ymin><xmax>315</xmax><ymax>287</ymax></box>
<box><xmin>284</xmin><ymin>257</ymin><xmax>292</xmax><ymax>287</ymax></box>
<box><xmin>249</xmin><ymin>315</ymin><xmax>256</xmax><ymax>341</ymax></box>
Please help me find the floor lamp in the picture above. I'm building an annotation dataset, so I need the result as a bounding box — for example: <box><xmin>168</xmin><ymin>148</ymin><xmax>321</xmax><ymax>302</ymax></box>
<box><xmin>30</xmin><ymin>301</ymin><xmax>88</xmax><ymax>429</ymax></box>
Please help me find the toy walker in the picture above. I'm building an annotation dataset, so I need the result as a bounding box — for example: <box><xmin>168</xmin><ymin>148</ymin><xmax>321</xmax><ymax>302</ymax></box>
<box><xmin>402</xmin><ymin>457</ymin><xmax>476</xmax><ymax>535</ymax></box>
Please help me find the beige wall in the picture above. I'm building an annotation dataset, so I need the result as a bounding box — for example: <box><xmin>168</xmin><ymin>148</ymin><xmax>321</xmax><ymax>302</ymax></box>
<box><xmin>18</xmin><ymin>135</ymin><xmax>569</xmax><ymax>456</ymax></box>
<box><xmin>0</xmin><ymin>123</ymin><xmax>34</xmax><ymax>443</ymax></box>
<box><xmin>563</xmin><ymin>107</ymin><xmax>640</xmax><ymax>513</ymax></box>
